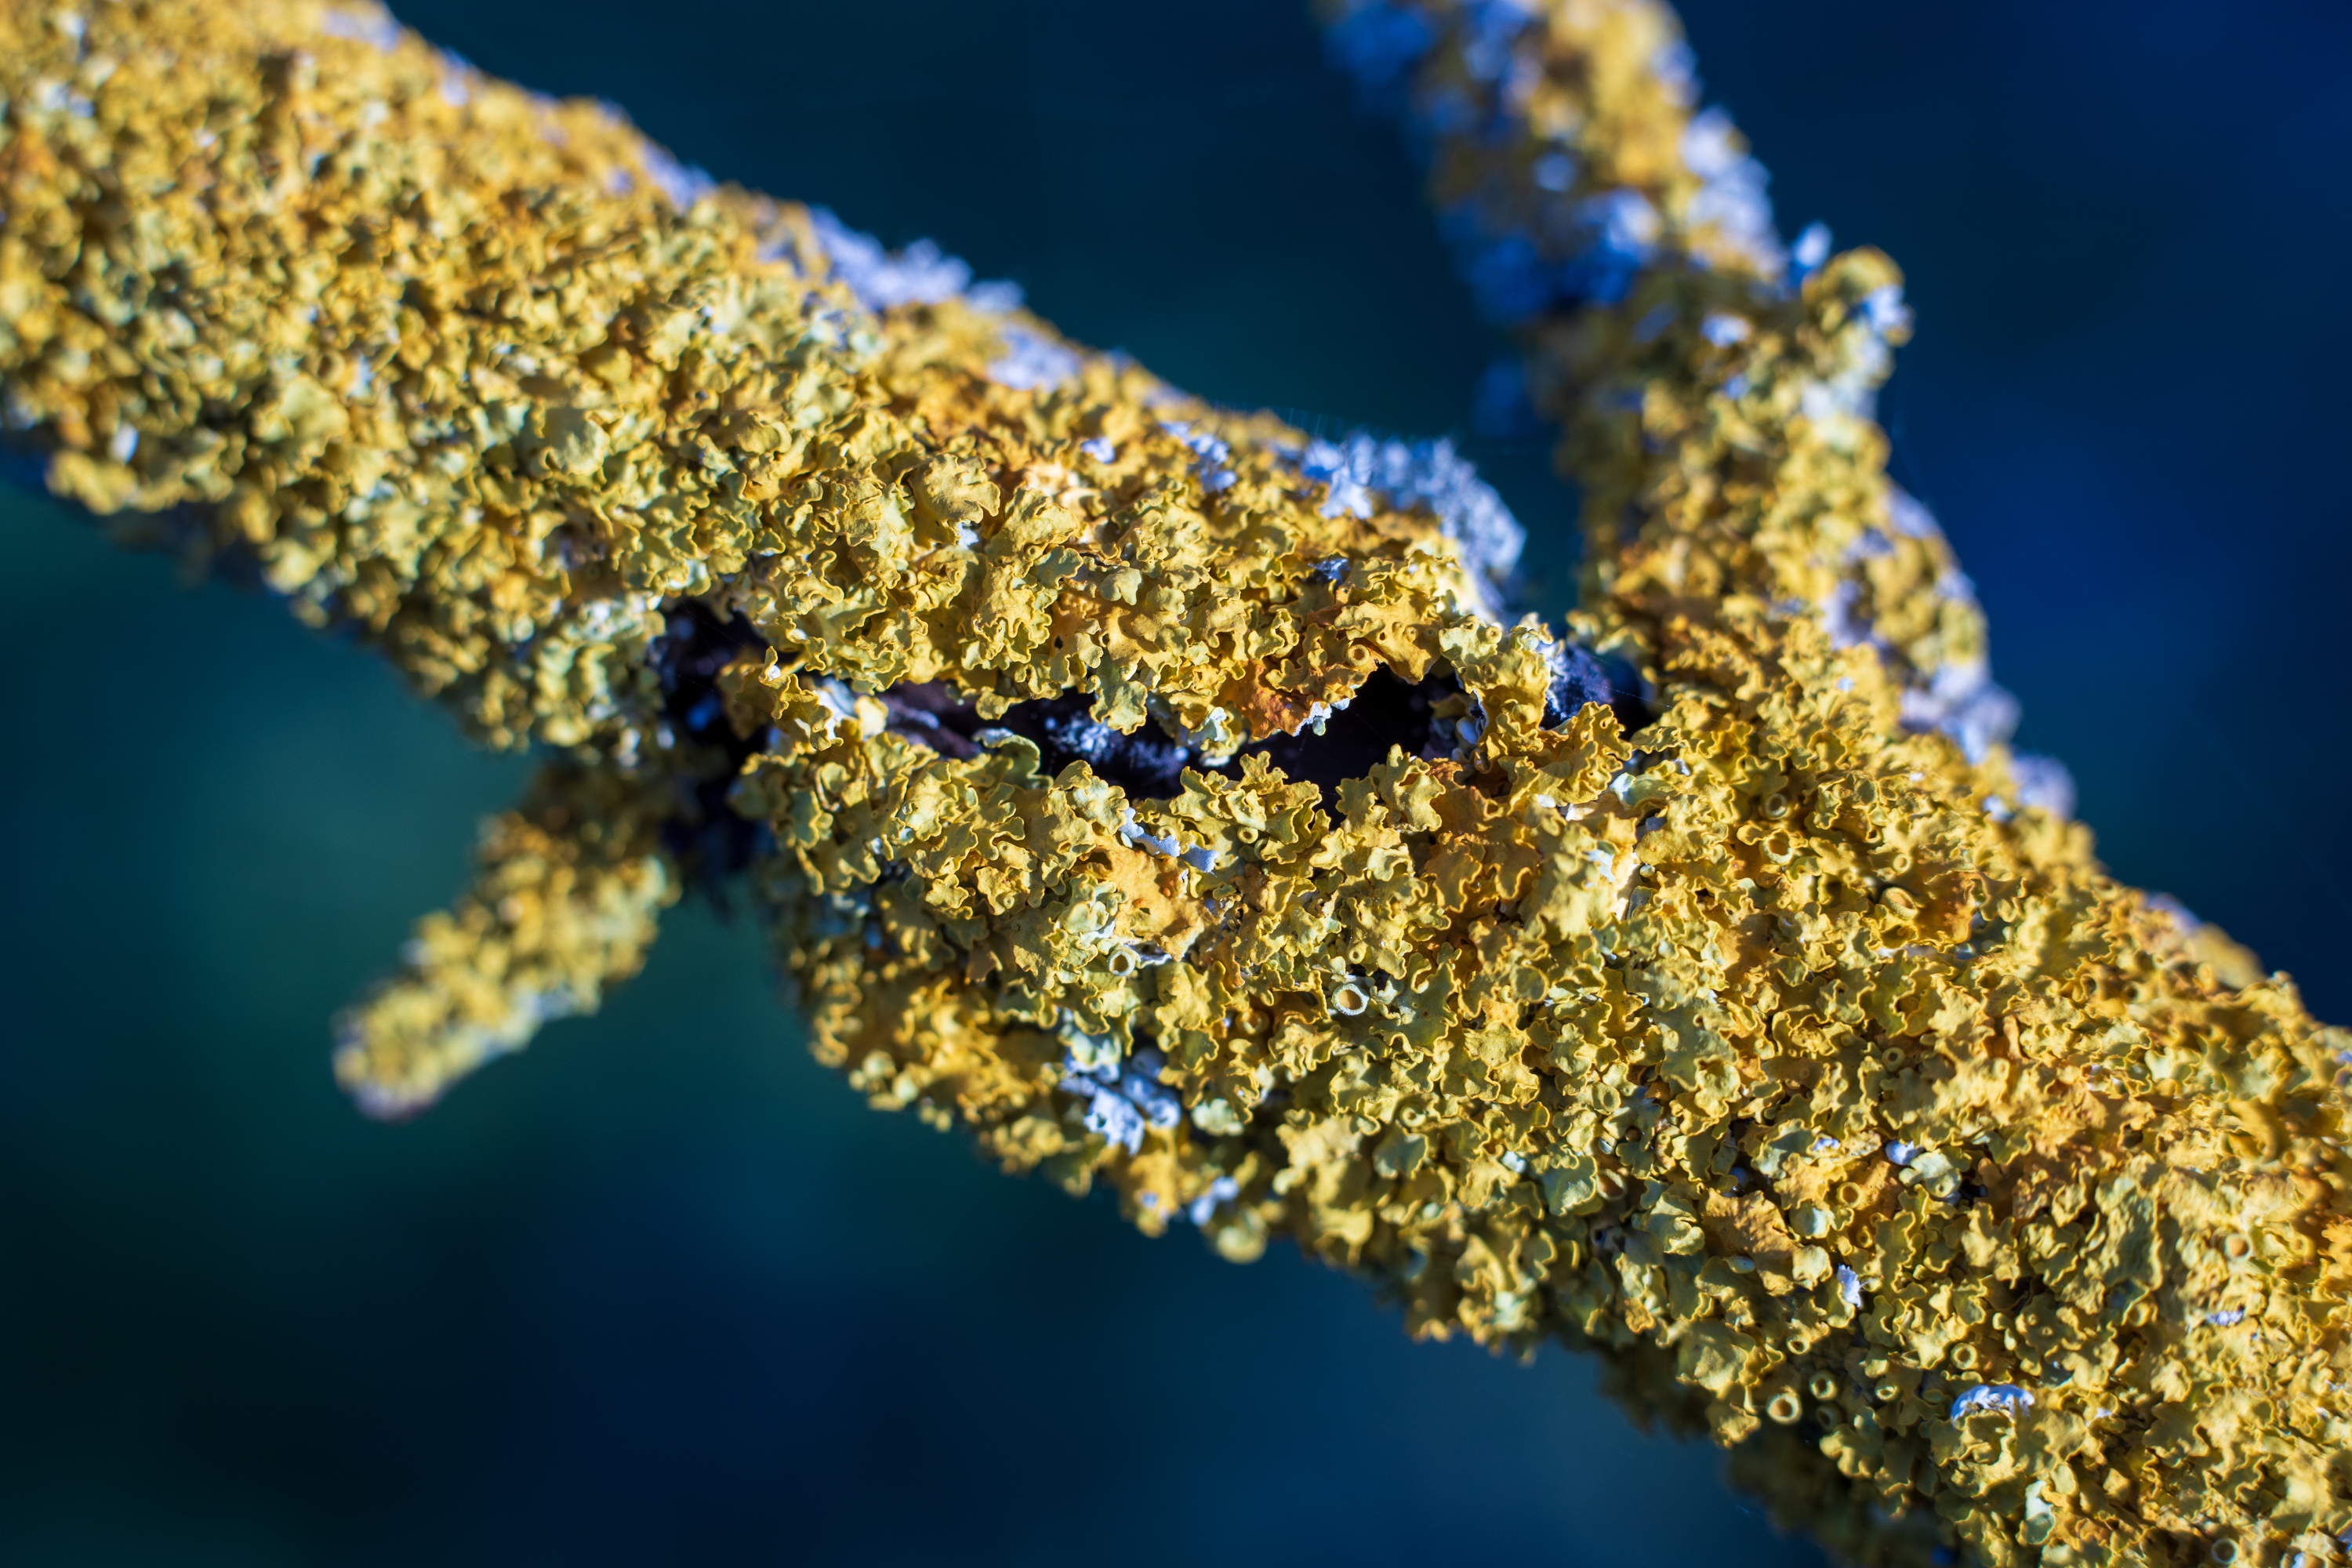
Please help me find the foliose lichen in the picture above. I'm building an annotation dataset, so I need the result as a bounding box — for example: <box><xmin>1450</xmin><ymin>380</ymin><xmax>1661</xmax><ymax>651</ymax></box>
<box><xmin>3</xmin><ymin>3</ymin><xmax>2346</xmax><ymax>1565</ymax></box>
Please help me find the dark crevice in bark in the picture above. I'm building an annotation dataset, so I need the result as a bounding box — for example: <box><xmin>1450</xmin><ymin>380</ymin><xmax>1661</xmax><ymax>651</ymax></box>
<box><xmin>653</xmin><ymin>599</ymin><xmax>768</xmax><ymax>888</ymax></box>
<box><xmin>873</xmin><ymin>630</ymin><xmax>1651</xmax><ymax>801</ymax></box>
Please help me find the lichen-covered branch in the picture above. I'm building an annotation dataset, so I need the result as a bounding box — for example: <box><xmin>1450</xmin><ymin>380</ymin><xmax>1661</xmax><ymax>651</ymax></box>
<box><xmin>2</xmin><ymin>3</ymin><xmax>2347</xmax><ymax>1566</ymax></box>
<box><xmin>330</xmin><ymin>759</ymin><xmax>677</xmax><ymax>1117</ymax></box>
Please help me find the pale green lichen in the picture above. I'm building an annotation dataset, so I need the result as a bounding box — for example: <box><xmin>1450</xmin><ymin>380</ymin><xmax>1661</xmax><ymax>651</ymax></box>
<box><xmin>3</xmin><ymin>3</ymin><xmax>2347</xmax><ymax>1566</ymax></box>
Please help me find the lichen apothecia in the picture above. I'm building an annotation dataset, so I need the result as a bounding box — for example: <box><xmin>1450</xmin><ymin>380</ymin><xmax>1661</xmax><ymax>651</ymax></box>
<box><xmin>2</xmin><ymin>2</ymin><xmax>2347</xmax><ymax>1564</ymax></box>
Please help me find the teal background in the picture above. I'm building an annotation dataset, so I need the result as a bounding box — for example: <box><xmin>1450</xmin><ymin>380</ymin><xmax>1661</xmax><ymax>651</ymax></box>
<box><xmin>2</xmin><ymin>2</ymin><xmax>2346</xmax><ymax>1563</ymax></box>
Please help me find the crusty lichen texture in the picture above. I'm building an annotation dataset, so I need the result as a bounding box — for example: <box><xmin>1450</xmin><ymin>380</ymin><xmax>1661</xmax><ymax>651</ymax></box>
<box><xmin>4</xmin><ymin>2</ymin><xmax>2347</xmax><ymax>1566</ymax></box>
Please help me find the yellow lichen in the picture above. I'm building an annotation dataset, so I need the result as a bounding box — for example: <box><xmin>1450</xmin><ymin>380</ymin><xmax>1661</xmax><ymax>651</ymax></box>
<box><xmin>2</xmin><ymin>3</ymin><xmax>2346</xmax><ymax>1566</ymax></box>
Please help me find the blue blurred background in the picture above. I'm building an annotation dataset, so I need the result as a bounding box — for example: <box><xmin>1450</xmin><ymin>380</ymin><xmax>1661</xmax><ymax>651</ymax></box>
<box><xmin>2</xmin><ymin>2</ymin><xmax>2347</xmax><ymax>1563</ymax></box>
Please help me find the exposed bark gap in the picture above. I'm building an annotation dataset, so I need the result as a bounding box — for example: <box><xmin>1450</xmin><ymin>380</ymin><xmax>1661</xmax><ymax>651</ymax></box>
<box><xmin>652</xmin><ymin>600</ymin><xmax>768</xmax><ymax>887</ymax></box>
<box><xmin>874</xmin><ymin>632</ymin><xmax>1650</xmax><ymax>801</ymax></box>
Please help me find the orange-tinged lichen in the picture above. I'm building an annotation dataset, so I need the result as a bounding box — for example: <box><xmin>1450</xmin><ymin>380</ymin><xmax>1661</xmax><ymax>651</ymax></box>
<box><xmin>3</xmin><ymin>3</ymin><xmax>2347</xmax><ymax>1566</ymax></box>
